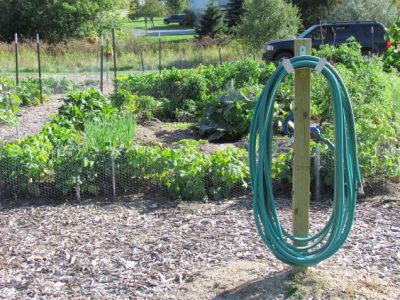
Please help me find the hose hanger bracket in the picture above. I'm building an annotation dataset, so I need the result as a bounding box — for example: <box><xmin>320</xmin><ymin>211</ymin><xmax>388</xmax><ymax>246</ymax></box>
<box><xmin>315</xmin><ymin>58</ymin><xmax>328</xmax><ymax>73</ymax></box>
<box><xmin>282</xmin><ymin>58</ymin><xmax>295</xmax><ymax>73</ymax></box>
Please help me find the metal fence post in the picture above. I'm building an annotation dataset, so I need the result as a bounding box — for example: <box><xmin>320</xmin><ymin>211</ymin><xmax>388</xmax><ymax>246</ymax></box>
<box><xmin>14</xmin><ymin>33</ymin><xmax>19</xmax><ymax>93</ymax></box>
<box><xmin>100</xmin><ymin>34</ymin><xmax>104</xmax><ymax>93</ymax></box>
<box><xmin>111</xmin><ymin>156</ymin><xmax>116</xmax><ymax>201</ymax></box>
<box><xmin>36</xmin><ymin>33</ymin><xmax>43</xmax><ymax>104</ymax></box>
<box><xmin>158</xmin><ymin>33</ymin><xmax>162</xmax><ymax>75</ymax></box>
<box><xmin>112</xmin><ymin>20</ymin><xmax>118</xmax><ymax>93</ymax></box>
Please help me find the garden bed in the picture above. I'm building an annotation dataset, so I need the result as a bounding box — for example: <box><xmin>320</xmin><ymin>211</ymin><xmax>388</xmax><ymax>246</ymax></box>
<box><xmin>0</xmin><ymin>195</ymin><xmax>399</xmax><ymax>298</ymax></box>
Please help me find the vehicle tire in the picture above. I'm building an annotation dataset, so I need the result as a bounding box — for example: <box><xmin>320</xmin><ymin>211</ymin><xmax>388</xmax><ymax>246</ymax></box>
<box><xmin>164</xmin><ymin>21</ymin><xmax>170</xmax><ymax>24</ymax></box>
<box><xmin>274</xmin><ymin>52</ymin><xmax>293</xmax><ymax>65</ymax></box>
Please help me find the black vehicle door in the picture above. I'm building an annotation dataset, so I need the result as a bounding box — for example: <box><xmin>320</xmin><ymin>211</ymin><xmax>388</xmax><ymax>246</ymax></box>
<box><xmin>332</xmin><ymin>25</ymin><xmax>353</xmax><ymax>45</ymax></box>
<box><xmin>368</xmin><ymin>24</ymin><xmax>386</xmax><ymax>54</ymax></box>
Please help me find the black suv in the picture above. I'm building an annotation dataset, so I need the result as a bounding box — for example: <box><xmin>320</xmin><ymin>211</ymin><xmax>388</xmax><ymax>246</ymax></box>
<box><xmin>163</xmin><ymin>14</ymin><xmax>187</xmax><ymax>25</ymax></box>
<box><xmin>263</xmin><ymin>21</ymin><xmax>389</xmax><ymax>64</ymax></box>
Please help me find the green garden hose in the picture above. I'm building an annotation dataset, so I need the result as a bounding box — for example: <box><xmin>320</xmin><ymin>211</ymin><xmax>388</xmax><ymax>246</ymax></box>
<box><xmin>249</xmin><ymin>55</ymin><xmax>362</xmax><ymax>267</ymax></box>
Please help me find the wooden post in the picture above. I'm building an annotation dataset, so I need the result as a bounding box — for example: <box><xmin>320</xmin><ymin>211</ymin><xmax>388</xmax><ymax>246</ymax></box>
<box><xmin>292</xmin><ymin>38</ymin><xmax>312</xmax><ymax>271</ymax></box>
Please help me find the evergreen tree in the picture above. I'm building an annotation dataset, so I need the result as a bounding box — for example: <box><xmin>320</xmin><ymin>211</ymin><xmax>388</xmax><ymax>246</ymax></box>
<box><xmin>195</xmin><ymin>1</ymin><xmax>225</xmax><ymax>38</ymax></box>
<box><xmin>224</xmin><ymin>0</ymin><xmax>245</xmax><ymax>27</ymax></box>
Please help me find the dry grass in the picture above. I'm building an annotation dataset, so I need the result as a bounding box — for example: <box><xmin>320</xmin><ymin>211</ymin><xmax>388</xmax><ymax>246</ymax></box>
<box><xmin>0</xmin><ymin>37</ymin><xmax>248</xmax><ymax>74</ymax></box>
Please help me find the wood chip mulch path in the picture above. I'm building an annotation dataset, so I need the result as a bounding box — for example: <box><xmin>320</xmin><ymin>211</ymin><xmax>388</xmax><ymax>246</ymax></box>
<box><xmin>0</xmin><ymin>195</ymin><xmax>399</xmax><ymax>299</ymax></box>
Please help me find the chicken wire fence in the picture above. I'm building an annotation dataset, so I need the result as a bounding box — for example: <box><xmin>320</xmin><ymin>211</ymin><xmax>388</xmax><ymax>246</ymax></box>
<box><xmin>0</xmin><ymin>136</ymin><xmax>398</xmax><ymax>204</ymax></box>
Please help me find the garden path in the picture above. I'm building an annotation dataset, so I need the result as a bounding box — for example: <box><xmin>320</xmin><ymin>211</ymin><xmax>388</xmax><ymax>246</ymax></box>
<box><xmin>0</xmin><ymin>195</ymin><xmax>398</xmax><ymax>298</ymax></box>
<box><xmin>0</xmin><ymin>94</ymin><xmax>63</xmax><ymax>143</ymax></box>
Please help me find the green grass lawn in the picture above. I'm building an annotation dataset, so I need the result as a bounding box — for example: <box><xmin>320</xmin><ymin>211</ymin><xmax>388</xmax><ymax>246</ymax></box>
<box><xmin>145</xmin><ymin>34</ymin><xmax>195</xmax><ymax>42</ymax></box>
<box><xmin>123</xmin><ymin>17</ymin><xmax>192</xmax><ymax>31</ymax></box>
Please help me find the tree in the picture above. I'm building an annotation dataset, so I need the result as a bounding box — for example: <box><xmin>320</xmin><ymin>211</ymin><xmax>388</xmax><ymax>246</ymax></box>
<box><xmin>136</xmin><ymin>0</ymin><xmax>166</xmax><ymax>27</ymax></box>
<box><xmin>236</xmin><ymin>0</ymin><xmax>301</xmax><ymax>53</ymax></box>
<box><xmin>195</xmin><ymin>1</ymin><xmax>226</xmax><ymax>38</ymax></box>
<box><xmin>165</xmin><ymin>0</ymin><xmax>186</xmax><ymax>14</ymax></box>
<box><xmin>0</xmin><ymin>0</ymin><xmax>119</xmax><ymax>43</ymax></box>
<box><xmin>291</xmin><ymin>0</ymin><xmax>337</xmax><ymax>28</ymax></box>
<box><xmin>224</xmin><ymin>0</ymin><xmax>245</xmax><ymax>28</ymax></box>
<box><xmin>128</xmin><ymin>0</ymin><xmax>140</xmax><ymax>19</ymax></box>
<box><xmin>324</xmin><ymin>0</ymin><xmax>399</xmax><ymax>26</ymax></box>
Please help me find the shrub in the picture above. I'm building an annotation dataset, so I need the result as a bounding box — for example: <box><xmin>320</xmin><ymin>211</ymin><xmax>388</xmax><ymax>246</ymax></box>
<box><xmin>384</xmin><ymin>17</ymin><xmax>400</xmax><ymax>71</ymax></box>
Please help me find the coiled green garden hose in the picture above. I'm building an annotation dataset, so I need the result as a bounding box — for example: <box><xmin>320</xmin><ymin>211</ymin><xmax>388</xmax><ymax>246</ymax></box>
<box><xmin>249</xmin><ymin>55</ymin><xmax>362</xmax><ymax>266</ymax></box>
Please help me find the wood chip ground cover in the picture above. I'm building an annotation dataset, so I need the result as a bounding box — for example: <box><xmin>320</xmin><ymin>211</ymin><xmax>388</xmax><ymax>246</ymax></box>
<box><xmin>0</xmin><ymin>195</ymin><xmax>399</xmax><ymax>299</ymax></box>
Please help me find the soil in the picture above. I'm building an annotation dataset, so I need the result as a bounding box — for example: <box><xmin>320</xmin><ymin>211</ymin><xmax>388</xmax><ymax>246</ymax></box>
<box><xmin>135</xmin><ymin>119</ymin><xmax>246</xmax><ymax>154</ymax></box>
<box><xmin>0</xmin><ymin>195</ymin><xmax>399</xmax><ymax>299</ymax></box>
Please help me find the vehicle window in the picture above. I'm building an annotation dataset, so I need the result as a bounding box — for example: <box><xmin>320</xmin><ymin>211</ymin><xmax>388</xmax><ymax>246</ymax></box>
<box><xmin>334</xmin><ymin>25</ymin><xmax>352</xmax><ymax>40</ymax></box>
<box><xmin>361</xmin><ymin>24</ymin><xmax>385</xmax><ymax>41</ymax></box>
<box><xmin>371</xmin><ymin>25</ymin><xmax>384</xmax><ymax>40</ymax></box>
<box><xmin>308</xmin><ymin>26</ymin><xmax>334</xmax><ymax>41</ymax></box>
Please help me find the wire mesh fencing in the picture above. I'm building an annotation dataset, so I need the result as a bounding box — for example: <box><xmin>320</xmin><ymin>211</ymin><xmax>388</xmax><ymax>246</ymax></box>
<box><xmin>0</xmin><ymin>134</ymin><xmax>398</xmax><ymax>205</ymax></box>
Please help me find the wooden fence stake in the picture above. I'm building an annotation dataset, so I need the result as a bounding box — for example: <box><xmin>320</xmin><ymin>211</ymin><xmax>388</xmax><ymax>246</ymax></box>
<box><xmin>292</xmin><ymin>38</ymin><xmax>312</xmax><ymax>272</ymax></box>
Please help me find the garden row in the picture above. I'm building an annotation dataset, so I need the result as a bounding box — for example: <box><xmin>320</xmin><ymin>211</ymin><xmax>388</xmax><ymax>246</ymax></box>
<box><xmin>0</xmin><ymin>40</ymin><xmax>399</xmax><ymax>202</ymax></box>
<box><xmin>0</xmin><ymin>88</ymin><xmax>250</xmax><ymax>201</ymax></box>
<box><xmin>0</xmin><ymin>77</ymin><xmax>78</xmax><ymax>125</ymax></box>
<box><xmin>113</xmin><ymin>40</ymin><xmax>400</xmax><ymax>179</ymax></box>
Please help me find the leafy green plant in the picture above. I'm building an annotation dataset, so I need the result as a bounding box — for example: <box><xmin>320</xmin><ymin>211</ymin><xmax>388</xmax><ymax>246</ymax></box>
<box><xmin>0</xmin><ymin>91</ymin><xmax>20</xmax><ymax>125</ymax></box>
<box><xmin>114</xmin><ymin>59</ymin><xmax>270</xmax><ymax>121</ymax></box>
<box><xmin>84</xmin><ymin>112</ymin><xmax>136</xmax><ymax>150</ymax></box>
<box><xmin>58</xmin><ymin>88</ymin><xmax>117</xmax><ymax>130</ymax></box>
<box><xmin>0</xmin><ymin>135</ymin><xmax>53</xmax><ymax>196</ymax></box>
<box><xmin>160</xmin><ymin>140</ymin><xmax>209</xmax><ymax>201</ymax></box>
<box><xmin>199</xmin><ymin>88</ymin><xmax>258</xmax><ymax>141</ymax></box>
<box><xmin>209</xmin><ymin>147</ymin><xmax>249</xmax><ymax>200</ymax></box>
<box><xmin>313</xmin><ymin>42</ymin><xmax>400</xmax><ymax>179</ymax></box>
<box><xmin>53</xmin><ymin>144</ymin><xmax>98</xmax><ymax>196</ymax></box>
<box><xmin>315</xmin><ymin>37</ymin><xmax>365</xmax><ymax>70</ymax></box>
<box><xmin>111</xmin><ymin>90</ymin><xmax>162</xmax><ymax>123</ymax></box>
